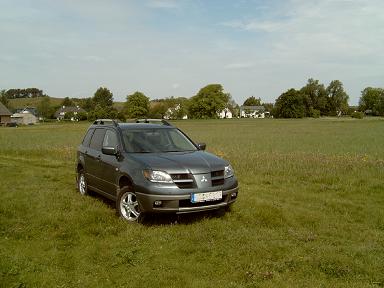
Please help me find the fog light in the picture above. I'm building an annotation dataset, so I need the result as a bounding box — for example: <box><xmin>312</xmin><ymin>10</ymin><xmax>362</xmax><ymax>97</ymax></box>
<box><xmin>154</xmin><ymin>200</ymin><xmax>163</xmax><ymax>207</ymax></box>
<box><xmin>230</xmin><ymin>192</ymin><xmax>237</xmax><ymax>199</ymax></box>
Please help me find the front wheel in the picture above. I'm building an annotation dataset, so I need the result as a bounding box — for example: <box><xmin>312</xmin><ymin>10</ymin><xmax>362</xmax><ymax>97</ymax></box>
<box><xmin>117</xmin><ymin>187</ymin><xmax>142</xmax><ymax>222</ymax></box>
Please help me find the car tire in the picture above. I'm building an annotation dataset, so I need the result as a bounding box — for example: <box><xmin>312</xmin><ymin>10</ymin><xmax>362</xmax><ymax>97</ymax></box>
<box><xmin>117</xmin><ymin>187</ymin><xmax>143</xmax><ymax>222</ymax></box>
<box><xmin>77</xmin><ymin>169</ymin><xmax>89</xmax><ymax>196</ymax></box>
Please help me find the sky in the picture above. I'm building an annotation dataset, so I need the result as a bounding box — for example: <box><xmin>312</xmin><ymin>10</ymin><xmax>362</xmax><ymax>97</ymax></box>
<box><xmin>1</xmin><ymin>0</ymin><xmax>383</xmax><ymax>105</ymax></box>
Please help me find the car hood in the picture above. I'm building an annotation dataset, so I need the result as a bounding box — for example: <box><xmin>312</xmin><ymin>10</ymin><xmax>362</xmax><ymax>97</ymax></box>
<box><xmin>129</xmin><ymin>151</ymin><xmax>228</xmax><ymax>174</ymax></box>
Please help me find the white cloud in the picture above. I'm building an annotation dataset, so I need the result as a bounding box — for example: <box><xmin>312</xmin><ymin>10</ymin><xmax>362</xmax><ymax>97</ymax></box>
<box><xmin>221</xmin><ymin>20</ymin><xmax>283</xmax><ymax>32</ymax></box>
<box><xmin>147</xmin><ymin>0</ymin><xmax>179</xmax><ymax>9</ymax></box>
<box><xmin>224</xmin><ymin>63</ymin><xmax>255</xmax><ymax>70</ymax></box>
<box><xmin>172</xmin><ymin>83</ymin><xmax>180</xmax><ymax>89</ymax></box>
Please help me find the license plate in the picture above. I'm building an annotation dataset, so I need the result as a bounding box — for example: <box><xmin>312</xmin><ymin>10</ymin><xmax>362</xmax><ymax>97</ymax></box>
<box><xmin>191</xmin><ymin>191</ymin><xmax>222</xmax><ymax>203</ymax></box>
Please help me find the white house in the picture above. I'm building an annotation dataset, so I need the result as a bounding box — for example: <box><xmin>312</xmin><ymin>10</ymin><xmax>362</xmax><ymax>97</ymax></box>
<box><xmin>164</xmin><ymin>104</ymin><xmax>188</xmax><ymax>120</ymax></box>
<box><xmin>218</xmin><ymin>108</ymin><xmax>233</xmax><ymax>119</ymax></box>
<box><xmin>54</xmin><ymin>106</ymin><xmax>86</xmax><ymax>121</ymax></box>
<box><xmin>240</xmin><ymin>105</ymin><xmax>265</xmax><ymax>118</ymax></box>
<box><xmin>11</xmin><ymin>110</ymin><xmax>38</xmax><ymax>125</ymax></box>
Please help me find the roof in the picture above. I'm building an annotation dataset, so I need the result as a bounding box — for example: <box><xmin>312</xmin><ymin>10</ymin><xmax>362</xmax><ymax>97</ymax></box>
<box><xmin>11</xmin><ymin>111</ymin><xmax>37</xmax><ymax>118</ymax></box>
<box><xmin>15</xmin><ymin>107</ymin><xmax>38</xmax><ymax>116</ymax></box>
<box><xmin>54</xmin><ymin>106</ymin><xmax>86</xmax><ymax>117</ymax></box>
<box><xmin>240</xmin><ymin>105</ymin><xmax>265</xmax><ymax>111</ymax></box>
<box><xmin>0</xmin><ymin>102</ymin><xmax>12</xmax><ymax>116</ymax></box>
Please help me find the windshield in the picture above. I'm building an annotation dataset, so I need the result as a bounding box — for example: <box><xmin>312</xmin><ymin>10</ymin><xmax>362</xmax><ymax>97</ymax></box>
<box><xmin>122</xmin><ymin>128</ymin><xmax>198</xmax><ymax>153</ymax></box>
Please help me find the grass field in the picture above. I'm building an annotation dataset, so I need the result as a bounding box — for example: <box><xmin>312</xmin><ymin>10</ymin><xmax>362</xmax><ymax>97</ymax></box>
<box><xmin>1</xmin><ymin>118</ymin><xmax>383</xmax><ymax>287</ymax></box>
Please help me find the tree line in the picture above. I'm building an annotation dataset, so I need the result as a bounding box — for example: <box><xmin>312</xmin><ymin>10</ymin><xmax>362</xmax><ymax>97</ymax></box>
<box><xmin>1</xmin><ymin>80</ymin><xmax>383</xmax><ymax>120</ymax></box>
<box><xmin>274</xmin><ymin>79</ymin><xmax>350</xmax><ymax>118</ymax></box>
<box><xmin>4</xmin><ymin>88</ymin><xmax>44</xmax><ymax>99</ymax></box>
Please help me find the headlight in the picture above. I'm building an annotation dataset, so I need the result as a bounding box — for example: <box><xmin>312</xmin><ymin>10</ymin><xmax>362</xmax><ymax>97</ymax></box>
<box><xmin>143</xmin><ymin>170</ymin><xmax>173</xmax><ymax>183</ymax></box>
<box><xmin>224</xmin><ymin>165</ymin><xmax>234</xmax><ymax>178</ymax></box>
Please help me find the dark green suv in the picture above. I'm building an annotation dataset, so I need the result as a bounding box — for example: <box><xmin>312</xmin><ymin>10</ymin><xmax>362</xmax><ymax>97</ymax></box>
<box><xmin>76</xmin><ymin>119</ymin><xmax>239</xmax><ymax>222</ymax></box>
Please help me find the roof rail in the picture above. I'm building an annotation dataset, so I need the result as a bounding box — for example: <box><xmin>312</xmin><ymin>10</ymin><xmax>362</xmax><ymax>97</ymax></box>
<box><xmin>135</xmin><ymin>119</ymin><xmax>172</xmax><ymax>126</ymax></box>
<box><xmin>93</xmin><ymin>119</ymin><xmax>119</xmax><ymax>127</ymax></box>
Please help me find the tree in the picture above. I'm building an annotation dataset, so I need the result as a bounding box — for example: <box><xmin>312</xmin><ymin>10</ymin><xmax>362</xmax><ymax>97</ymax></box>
<box><xmin>64</xmin><ymin>111</ymin><xmax>75</xmax><ymax>120</ymax></box>
<box><xmin>223</xmin><ymin>96</ymin><xmax>238</xmax><ymax>117</ymax></box>
<box><xmin>326</xmin><ymin>80</ymin><xmax>349</xmax><ymax>115</ymax></box>
<box><xmin>243</xmin><ymin>96</ymin><xmax>261</xmax><ymax>106</ymax></box>
<box><xmin>0</xmin><ymin>90</ymin><xmax>9</xmax><ymax>108</ymax></box>
<box><xmin>76</xmin><ymin>112</ymin><xmax>88</xmax><ymax>121</ymax></box>
<box><xmin>78</xmin><ymin>97</ymin><xmax>93</xmax><ymax>111</ymax></box>
<box><xmin>93</xmin><ymin>87</ymin><xmax>113</xmax><ymax>107</ymax></box>
<box><xmin>88</xmin><ymin>87</ymin><xmax>119</xmax><ymax>120</ymax></box>
<box><xmin>188</xmin><ymin>84</ymin><xmax>230</xmax><ymax>119</ymax></box>
<box><xmin>149</xmin><ymin>100</ymin><xmax>168</xmax><ymax>118</ymax></box>
<box><xmin>61</xmin><ymin>97</ymin><xmax>75</xmax><ymax>107</ymax></box>
<box><xmin>300</xmin><ymin>78</ymin><xmax>328</xmax><ymax>116</ymax></box>
<box><xmin>5</xmin><ymin>88</ymin><xmax>43</xmax><ymax>99</ymax></box>
<box><xmin>125</xmin><ymin>91</ymin><xmax>150</xmax><ymax>118</ymax></box>
<box><xmin>274</xmin><ymin>88</ymin><xmax>305</xmax><ymax>118</ymax></box>
<box><xmin>88</xmin><ymin>105</ymin><xmax>116</xmax><ymax>121</ymax></box>
<box><xmin>263</xmin><ymin>103</ymin><xmax>274</xmax><ymax>112</ymax></box>
<box><xmin>359</xmin><ymin>87</ymin><xmax>384</xmax><ymax>116</ymax></box>
<box><xmin>37</xmin><ymin>96</ymin><xmax>52</xmax><ymax>120</ymax></box>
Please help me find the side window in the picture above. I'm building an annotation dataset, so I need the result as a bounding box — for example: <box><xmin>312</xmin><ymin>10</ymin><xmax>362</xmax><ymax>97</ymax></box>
<box><xmin>103</xmin><ymin>130</ymin><xmax>118</xmax><ymax>148</ymax></box>
<box><xmin>89</xmin><ymin>129</ymin><xmax>106</xmax><ymax>151</ymax></box>
<box><xmin>82</xmin><ymin>129</ymin><xmax>94</xmax><ymax>147</ymax></box>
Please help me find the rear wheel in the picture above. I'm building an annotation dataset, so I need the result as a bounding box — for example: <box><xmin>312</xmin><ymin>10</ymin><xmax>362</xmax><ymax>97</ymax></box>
<box><xmin>77</xmin><ymin>170</ymin><xmax>88</xmax><ymax>195</ymax></box>
<box><xmin>117</xmin><ymin>187</ymin><xmax>142</xmax><ymax>222</ymax></box>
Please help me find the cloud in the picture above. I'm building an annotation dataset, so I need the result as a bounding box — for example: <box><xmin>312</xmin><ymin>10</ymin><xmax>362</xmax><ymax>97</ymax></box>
<box><xmin>147</xmin><ymin>0</ymin><xmax>179</xmax><ymax>9</ymax></box>
<box><xmin>221</xmin><ymin>20</ymin><xmax>283</xmax><ymax>32</ymax></box>
<box><xmin>67</xmin><ymin>55</ymin><xmax>106</xmax><ymax>62</ymax></box>
<box><xmin>172</xmin><ymin>83</ymin><xmax>180</xmax><ymax>89</ymax></box>
<box><xmin>224</xmin><ymin>63</ymin><xmax>255</xmax><ymax>70</ymax></box>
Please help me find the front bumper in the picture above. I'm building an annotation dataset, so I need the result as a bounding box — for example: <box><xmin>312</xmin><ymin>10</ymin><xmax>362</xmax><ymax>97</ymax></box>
<box><xmin>136</xmin><ymin>186</ymin><xmax>239</xmax><ymax>214</ymax></box>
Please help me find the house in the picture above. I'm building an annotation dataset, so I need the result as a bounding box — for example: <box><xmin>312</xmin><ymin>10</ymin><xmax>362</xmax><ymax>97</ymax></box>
<box><xmin>240</xmin><ymin>105</ymin><xmax>265</xmax><ymax>118</ymax></box>
<box><xmin>0</xmin><ymin>102</ymin><xmax>12</xmax><ymax>125</ymax></box>
<box><xmin>164</xmin><ymin>104</ymin><xmax>188</xmax><ymax>120</ymax></box>
<box><xmin>54</xmin><ymin>106</ymin><xmax>86</xmax><ymax>121</ymax></box>
<box><xmin>218</xmin><ymin>108</ymin><xmax>233</xmax><ymax>119</ymax></box>
<box><xmin>11</xmin><ymin>110</ymin><xmax>38</xmax><ymax>125</ymax></box>
<box><xmin>15</xmin><ymin>106</ymin><xmax>38</xmax><ymax>117</ymax></box>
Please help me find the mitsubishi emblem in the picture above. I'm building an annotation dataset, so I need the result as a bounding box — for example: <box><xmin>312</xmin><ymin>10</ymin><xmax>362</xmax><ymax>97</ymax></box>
<box><xmin>201</xmin><ymin>176</ymin><xmax>208</xmax><ymax>182</ymax></box>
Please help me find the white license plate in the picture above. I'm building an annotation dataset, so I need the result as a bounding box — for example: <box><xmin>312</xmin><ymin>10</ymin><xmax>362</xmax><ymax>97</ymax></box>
<box><xmin>191</xmin><ymin>191</ymin><xmax>222</xmax><ymax>203</ymax></box>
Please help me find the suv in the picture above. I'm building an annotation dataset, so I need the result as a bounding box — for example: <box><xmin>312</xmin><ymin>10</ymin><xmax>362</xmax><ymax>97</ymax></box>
<box><xmin>76</xmin><ymin>119</ymin><xmax>239</xmax><ymax>222</ymax></box>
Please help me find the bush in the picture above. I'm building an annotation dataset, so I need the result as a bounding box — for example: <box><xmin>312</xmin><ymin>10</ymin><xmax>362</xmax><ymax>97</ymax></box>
<box><xmin>310</xmin><ymin>108</ymin><xmax>321</xmax><ymax>118</ymax></box>
<box><xmin>351</xmin><ymin>111</ymin><xmax>364</xmax><ymax>119</ymax></box>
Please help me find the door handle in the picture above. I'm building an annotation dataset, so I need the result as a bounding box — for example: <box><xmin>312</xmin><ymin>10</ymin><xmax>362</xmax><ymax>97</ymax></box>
<box><xmin>96</xmin><ymin>155</ymin><xmax>101</xmax><ymax>161</ymax></box>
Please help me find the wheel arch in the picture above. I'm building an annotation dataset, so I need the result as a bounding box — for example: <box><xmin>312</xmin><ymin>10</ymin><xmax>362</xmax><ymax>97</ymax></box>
<box><xmin>118</xmin><ymin>174</ymin><xmax>134</xmax><ymax>189</ymax></box>
<box><xmin>76</xmin><ymin>163</ymin><xmax>84</xmax><ymax>173</ymax></box>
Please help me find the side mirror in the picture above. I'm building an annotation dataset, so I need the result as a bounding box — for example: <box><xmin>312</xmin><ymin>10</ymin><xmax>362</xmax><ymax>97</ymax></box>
<box><xmin>102</xmin><ymin>146</ymin><xmax>117</xmax><ymax>156</ymax></box>
<box><xmin>197</xmin><ymin>143</ymin><xmax>206</xmax><ymax>151</ymax></box>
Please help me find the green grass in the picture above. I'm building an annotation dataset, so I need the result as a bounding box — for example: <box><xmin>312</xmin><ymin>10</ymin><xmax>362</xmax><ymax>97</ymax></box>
<box><xmin>1</xmin><ymin>118</ymin><xmax>383</xmax><ymax>287</ymax></box>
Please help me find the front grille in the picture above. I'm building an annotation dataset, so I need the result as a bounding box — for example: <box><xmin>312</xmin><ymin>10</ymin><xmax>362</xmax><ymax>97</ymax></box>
<box><xmin>211</xmin><ymin>170</ymin><xmax>224</xmax><ymax>186</ymax></box>
<box><xmin>212</xmin><ymin>179</ymin><xmax>224</xmax><ymax>186</ymax></box>
<box><xmin>211</xmin><ymin>170</ymin><xmax>224</xmax><ymax>177</ymax></box>
<box><xmin>170</xmin><ymin>173</ymin><xmax>195</xmax><ymax>189</ymax></box>
<box><xmin>179</xmin><ymin>198</ymin><xmax>225</xmax><ymax>208</ymax></box>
